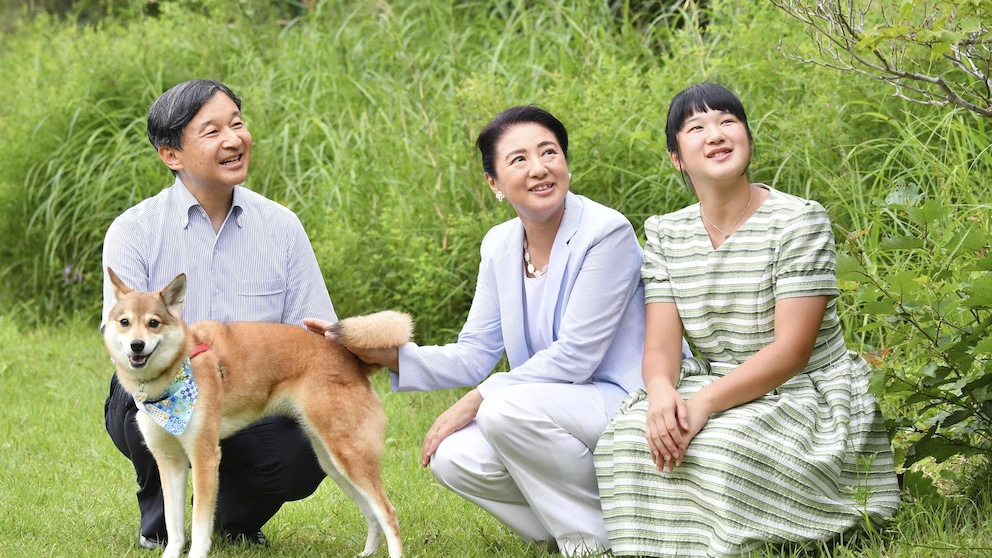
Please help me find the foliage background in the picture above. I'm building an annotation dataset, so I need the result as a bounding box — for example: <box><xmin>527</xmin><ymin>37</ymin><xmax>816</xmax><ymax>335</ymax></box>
<box><xmin>1</xmin><ymin>0</ymin><xmax>903</xmax><ymax>332</ymax></box>
<box><xmin>1</xmin><ymin>0</ymin><xmax>991</xmax><ymax>555</ymax></box>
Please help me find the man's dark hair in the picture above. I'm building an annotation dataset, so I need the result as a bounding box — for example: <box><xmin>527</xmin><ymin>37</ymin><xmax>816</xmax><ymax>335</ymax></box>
<box><xmin>146</xmin><ymin>79</ymin><xmax>241</xmax><ymax>151</ymax></box>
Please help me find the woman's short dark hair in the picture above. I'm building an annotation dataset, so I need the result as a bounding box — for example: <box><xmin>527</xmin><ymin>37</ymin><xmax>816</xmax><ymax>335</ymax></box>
<box><xmin>146</xmin><ymin>79</ymin><xmax>241</xmax><ymax>150</ymax></box>
<box><xmin>664</xmin><ymin>82</ymin><xmax>752</xmax><ymax>154</ymax></box>
<box><xmin>476</xmin><ymin>105</ymin><xmax>569</xmax><ymax>178</ymax></box>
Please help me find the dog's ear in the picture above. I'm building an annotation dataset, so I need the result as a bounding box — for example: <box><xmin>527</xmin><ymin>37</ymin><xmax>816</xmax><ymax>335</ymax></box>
<box><xmin>160</xmin><ymin>273</ymin><xmax>187</xmax><ymax>319</ymax></box>
<box><xmin>107</xmin><ymin>267</ymin><xmax>132</xmax><ymax>299</ymax></box>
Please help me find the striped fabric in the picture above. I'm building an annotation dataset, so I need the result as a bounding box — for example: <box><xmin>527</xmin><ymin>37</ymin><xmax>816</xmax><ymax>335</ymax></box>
<box><xmin>101</xmin><ymin>177</ymin><xmax>336</xmax><ymax>328</ymax></box>
<box><xmin>594</xmin><ymin>186</ymin><xmax>901</xmax><ymax>557</ymax></box>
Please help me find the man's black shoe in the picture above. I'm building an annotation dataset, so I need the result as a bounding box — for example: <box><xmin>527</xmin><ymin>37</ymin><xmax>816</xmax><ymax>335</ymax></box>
<box><xmin>138</xmin><ymin>535</ymin><xmax>166</xmax><ymax>550</ymax></box>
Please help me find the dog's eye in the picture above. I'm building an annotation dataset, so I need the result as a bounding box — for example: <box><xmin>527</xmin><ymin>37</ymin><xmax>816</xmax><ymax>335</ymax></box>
<box><xmin>119</xmin><ymin>319</ymin><xmax>130</xmax><ymax>327</ymax></box>
<box><xmin>148</xmin><ymin>319</ymin><xmax>160</xmax><ymax>328</ymax></box>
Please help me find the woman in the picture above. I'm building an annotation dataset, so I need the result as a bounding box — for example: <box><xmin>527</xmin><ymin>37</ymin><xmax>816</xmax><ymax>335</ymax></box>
<box><xmin>307</xmin><ymin>105</ymin><xmax>689</xmax><ymax>555</ymax></box>
<box><xmin>594</xmin><ymin>83</ymin><xmax>901</xmax><ymax>557</ymax></box>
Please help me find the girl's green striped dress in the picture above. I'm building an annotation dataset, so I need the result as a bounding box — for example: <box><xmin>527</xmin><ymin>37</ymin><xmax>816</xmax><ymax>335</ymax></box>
<box><xmin>595</xmin><ymin>186</ymin><xmax>901</xmax><ymax>557</ymax></box>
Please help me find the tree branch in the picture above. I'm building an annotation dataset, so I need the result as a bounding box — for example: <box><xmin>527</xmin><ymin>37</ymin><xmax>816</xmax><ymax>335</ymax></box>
<box><xmin>771</xmin><ymin>0</ymin><xmax>992</xmax><ymax>117</ymax></box>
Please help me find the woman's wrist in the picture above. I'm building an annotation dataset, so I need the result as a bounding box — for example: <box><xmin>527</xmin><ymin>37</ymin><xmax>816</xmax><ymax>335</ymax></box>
<box><xmin>645</xmin><ymin>374</ymin><xmax>678</xmax><ymax>395</ymax></box>
<box><xmin>686</xmin><ymin>389</ymin><xmax>720</xmax><ymax>417</ymax></box>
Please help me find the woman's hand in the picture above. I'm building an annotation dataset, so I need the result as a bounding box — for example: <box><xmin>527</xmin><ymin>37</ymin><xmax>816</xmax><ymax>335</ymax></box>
<box><xmin>645</xmin><ymin>382</ymin><xmax>687</xmax><ymax>472</ymax></box>
<box><xmin>303</xmin><ymin>317</ymin><xmax>334</xmax><ymax>337</ymax></box>
<box><xmin>349</xmin><ymin>346</ymin><xmax>399</xmax><ymax>369</ymax></box>
<box><xmin>303</xmin><ymin>317</ymin><xmax>399</xmax><ymax>369</ymax></box>
<box><xmin>676</xmin><ymin>396</ymin><xmax>711</xmax><ymax>458</ymax></box>
<box><xmin>422</xmin><ymin>389</ymin><xmax>483</xmax><ymax>468</ymax></box>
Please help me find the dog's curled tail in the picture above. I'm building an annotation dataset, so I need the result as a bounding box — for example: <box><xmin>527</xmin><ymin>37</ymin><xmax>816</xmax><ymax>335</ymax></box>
<box><xmin>333</xmin><ymin>310</ymin><xmax>413</xmax><ymax>350</ymax></box>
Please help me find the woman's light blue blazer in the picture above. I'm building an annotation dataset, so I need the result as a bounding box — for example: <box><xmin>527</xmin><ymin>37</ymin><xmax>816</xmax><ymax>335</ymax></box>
<box><xmin>392</xmin><ymin>192</ymin><xmax>687</xmax><ymax>414</ymax></box>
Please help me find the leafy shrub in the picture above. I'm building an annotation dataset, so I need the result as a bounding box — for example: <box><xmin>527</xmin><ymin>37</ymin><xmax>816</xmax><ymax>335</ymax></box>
<box><xmin>840</xmin><ymin>187</ymin><xmax>991</xmax><ymax>468</ymax></box>
<box><xmin>831</xmin><ymin>106</ymin><xmax>992</xmax><ymax>469</ymax></box>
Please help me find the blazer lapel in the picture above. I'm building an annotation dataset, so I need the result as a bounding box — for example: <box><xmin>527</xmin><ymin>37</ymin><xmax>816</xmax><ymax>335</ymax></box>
<box><xmin>494</xmin><ymin>220</ymin><xmax>529</xmax><ymax>366</ymax></box>
<box><xmin>542</xmin><ymin>192</ymin><xmax>582</xmax><ymax>339</ymax></box>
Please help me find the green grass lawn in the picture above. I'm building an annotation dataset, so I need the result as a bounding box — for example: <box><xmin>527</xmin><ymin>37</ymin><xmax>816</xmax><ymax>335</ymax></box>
<box><xmin>0</xmin><ymin>317</ymin><xmax>543</xmax><ymax>557</ymax></box>
<box><xmin>1</xmin><ymin>316</ymin><xmax>989</xmax><ymax>557</ymax></box>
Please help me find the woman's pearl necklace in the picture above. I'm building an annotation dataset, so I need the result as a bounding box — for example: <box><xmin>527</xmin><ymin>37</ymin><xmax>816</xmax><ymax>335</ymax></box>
<box><xmin>523</xmin><ymin>238</ymin><xmax>548</xmax><ymax>278</ymax></box>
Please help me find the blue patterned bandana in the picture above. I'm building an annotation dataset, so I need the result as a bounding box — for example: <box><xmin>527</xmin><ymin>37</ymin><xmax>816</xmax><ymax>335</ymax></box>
<box><xmin>133</xmin><ymin>357</ymin><xmax>199</xmax><ymax>435</ymax></box>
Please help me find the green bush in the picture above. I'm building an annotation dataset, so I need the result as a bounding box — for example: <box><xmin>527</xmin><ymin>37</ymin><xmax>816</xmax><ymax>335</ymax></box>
<box><xmin>831</xmin><ymin>108</ymin><xmax>992</xmax><ymax>470</ymax></box>
<box><xmin>841</xmin><ymin>191</ymin><xmax>992</xmax><ymax>469</ymax></box>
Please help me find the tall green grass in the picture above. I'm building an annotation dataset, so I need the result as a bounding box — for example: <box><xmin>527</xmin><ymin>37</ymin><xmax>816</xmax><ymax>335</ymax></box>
<box><xmin>2</xmin><ymin>0</ymin><xmax>868</xmax><ymax>332</ymax></box>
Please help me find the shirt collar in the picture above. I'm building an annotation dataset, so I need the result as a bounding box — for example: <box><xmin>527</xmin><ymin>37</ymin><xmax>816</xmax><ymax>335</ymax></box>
<box><xmin>172</xmin><ymin>177</ymin><xmax>245</xmax><ymax>229</ymax></box>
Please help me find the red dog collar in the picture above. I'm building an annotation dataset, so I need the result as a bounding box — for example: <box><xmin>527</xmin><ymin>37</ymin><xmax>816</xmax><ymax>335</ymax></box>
<box><xmin>190</xmin><ymin>342</ymin><xmax>211</xmax><ymax>358</ymax></box>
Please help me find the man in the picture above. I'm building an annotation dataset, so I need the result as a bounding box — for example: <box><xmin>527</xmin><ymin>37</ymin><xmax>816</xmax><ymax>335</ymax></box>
<box><xmin>102</xmin><ymin>79</ymin><xmax>336</xmax><ymax>550</ymax></box>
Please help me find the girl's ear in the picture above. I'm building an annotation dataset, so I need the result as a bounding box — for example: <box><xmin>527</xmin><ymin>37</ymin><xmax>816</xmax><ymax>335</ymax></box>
<box><xmin>669</xmin><ymin>150</ymin><xmax>684</xmax><ymax>171</ymax></box>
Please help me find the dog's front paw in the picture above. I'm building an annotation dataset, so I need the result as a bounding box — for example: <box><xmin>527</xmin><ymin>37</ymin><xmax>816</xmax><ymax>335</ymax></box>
<box><xmin>161</xmin><ymin>542</ymin><xmax>184</xmax><ymax>558</ymax></box>
<box><xmin>185</xmin><ymin>538</ymin><xmax>212</xmax><ymax>558</ymax></box>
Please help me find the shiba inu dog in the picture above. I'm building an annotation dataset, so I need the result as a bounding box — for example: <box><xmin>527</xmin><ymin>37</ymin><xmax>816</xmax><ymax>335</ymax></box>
<box><xmin>103</xmin><ymin>268</ymin><xmax>408</xmax><ymax>558</ymax></box>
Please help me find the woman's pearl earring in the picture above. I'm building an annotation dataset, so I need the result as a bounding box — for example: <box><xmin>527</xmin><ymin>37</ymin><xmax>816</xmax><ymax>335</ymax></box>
<box><xmin>495</xmin><ymin>191</ymin><xmax>505</xmax><ymax>202</ymax></box>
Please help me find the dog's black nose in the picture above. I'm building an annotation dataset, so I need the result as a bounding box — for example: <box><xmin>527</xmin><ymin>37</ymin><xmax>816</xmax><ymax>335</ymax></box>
<box><xmin>130</xmin><ymin>340</ymin><xmax>145</xmax><ymax>353</ymax></box>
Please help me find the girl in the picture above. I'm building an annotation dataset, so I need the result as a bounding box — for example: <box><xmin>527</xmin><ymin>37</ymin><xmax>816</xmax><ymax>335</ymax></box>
<box><xmin>594</xmin><ymin>83</ymin><xmax>901</xmax><ymax>557</ymax></box>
